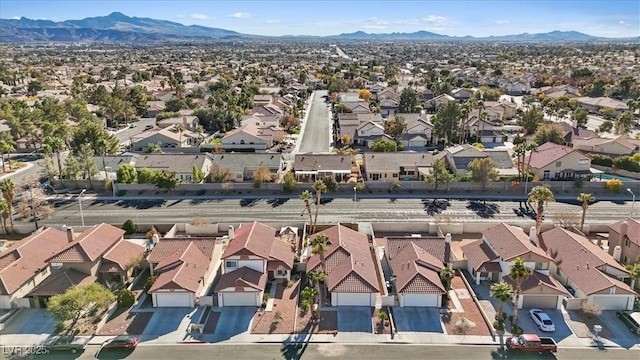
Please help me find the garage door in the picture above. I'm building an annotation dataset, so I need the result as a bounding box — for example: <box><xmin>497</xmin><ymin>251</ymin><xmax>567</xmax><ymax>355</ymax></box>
<box><xmin>155</xmin><ymin>293</ymin><xmax>193</xmax><ymax>307</ymax></box>
<box><xmin>522</xmin><ymin>295</ymin><xmax>558</xmax><ymax>309</ymax></box>
<box><xmin>592</xmin><ymin>295</ymin><xmax>631</xmax><ymax>310</ymax></box>
<box><xmin>403</xmin><ymin>294</ymin><xmax>439</xmax><ymax>307</ymax></box>
<box><xmin>221</xmin><ymin>292</ymin><xmax>258</xmax><ymax>307</ymax></box>
<box><xmin>336</xmin><ymin>293</ymin><xmax>371</xmax><ymax>306</ymax></box>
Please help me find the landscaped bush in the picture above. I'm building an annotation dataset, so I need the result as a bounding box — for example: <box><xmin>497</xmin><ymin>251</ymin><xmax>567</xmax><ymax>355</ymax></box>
<box><xmin>143</xmin><ymin>276</ymin><xmax>157</xmax><ymax>294</ymax></box>
<box><xmin>117</xmin><ymin>289</ymin><xmax>136</xmax><ymax>308</ymax></box>
<box><xmin>590</xmin><ymin>154</ymin><xmax>614</xmax><ymax>167</ymax></box>
<box><xmin>116</xmin><ymin>190</ymin><xmax>127</xmax><ymax>196</ymax></box>
<box><xmin>122</xmin><ymin>219</ymin><xmax>137</xmax><ymax>234</ymax></box>
<box><xmin>613</xmin><ymin>155</ymin><xmax>640</xmax><ymax>173</ymax></box>
<box><xmin>605</xmin><ymin>178</ymin><xmax>623</xmax><ymax>193</ymax></box>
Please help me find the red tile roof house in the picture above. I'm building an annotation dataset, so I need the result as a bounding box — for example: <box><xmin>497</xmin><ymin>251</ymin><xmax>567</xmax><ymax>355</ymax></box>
<box><xmin>306</xmin><ymin>225</ymin><xmax>381</xmax><ymax>306</ymax></box>
<box><xmin>462</xmin><ymin>223</ymin><xmax>568</xmax><ymax>309</ymax></box>
<box><xmin>215</xmin><ymin>222</ymin><xmax>294</xmax><ymax>307</ymax></box>
<box><xmin>607</xmin><ymin>218</ymin><xmax>640</xmax><ymax>267</ymax></box>
<box><xmin>27</xmin><ymin>224</ymin><xmax>145</xmax><ymax>307</ymax></box>
<box><xmin>384</xmin><ymin>235</ymin><xmax>451</xmax><ymax>307</ymax></box>
<box><xmin>0</xmin><ymin>228</ymin><xmax>69</xmax><ymax>309</ymax></box>
<box><xmin>540</xmin><ymin>227</ymin><xmax>637</xmax><ymax>310</ymax></box>
<box><xmin>146</xmin><ymin>238</ymin><xmax>218</xmax><ymax>307</ymax></box>
<box><xmin>524</xmin><ymin>142</ymin><xmax>592</xmax><ymax>181</ymax></box>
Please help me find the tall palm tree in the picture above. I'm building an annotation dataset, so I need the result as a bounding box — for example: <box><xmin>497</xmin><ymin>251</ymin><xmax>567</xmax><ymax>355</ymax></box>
<box><xmin>577</xmin><ymin>193</ymin><xmax>595</xmax><ymax>233</ymax></box>
<box><xmin>0</xmin><ymin>199</ymin><xmax>9</xmax><ymax>234</ymax></box>
<box><xmin>528</xmin><ymin>185</ymin><xmax>555</xmax><ymax>235</ymax></box>
<box><xmin>175</xmin><ymin>123</ymin><xmax>185</xmax><ymax>146</ymax></box>
<box><xmin>509</xmin><ymin>257</ymin><xmax>532</xmax><ymax>325</ymax></box>
<box><xmin>299</xmin><ymin>190</ymin><xmax>313</xmax><ymax>232</ymax></box>
<box><xmin>44</xmin><ymin>136</ymin><xmax>64</xmax><ymax>178</ymax></box>
<box><xmin>0</xmin><ymin>140</ymin><xmax>14</xmax><ymax>173</ymax></box>
<box><xmin>96</xmin><ymin>138</ymin><xmax>110</xmax><ymax>181</ymax></box>
<box><xmin>0</xmin><ymin>179</ymin><xmax>16</xmax><ymax>232</ymax></box>
<box><xmin>490</xmin><ymin>282</ymin><xmax>514</xmax><ymax>323</ymax></box>
<box><xmin>512</xmin><ymin>143</ymin><xmax>526</xmax><ymax>182</ymax></box>
<box><xmin>312</xmin><ymin>180</ymin><xmax>327</xmax><ymax>234</ymax></box>
<box><xmin>310</xmin><ymin>234</ymin><xmax>332</xmax><ymax>317</ymax></box>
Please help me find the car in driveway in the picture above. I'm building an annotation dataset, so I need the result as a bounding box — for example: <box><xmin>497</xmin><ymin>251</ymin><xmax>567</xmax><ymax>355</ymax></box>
<box><xmin>616</xmin><ymin>311</ymin><xmax>640</xmax><ymax>334</ymax></box>
<box><xmin>43</xmin><ymin>336</ymin><xmax>89</xmax><ymax>353</ymax></box>
<box><xmin>101</xmin><ymin>335</ymin><xmax>139</xmax><ymax>350</ymax></box>
<box><xmin>529</xmin><ymin>308</ymin><xmax>555</xmax><ymax>332</ymax></box>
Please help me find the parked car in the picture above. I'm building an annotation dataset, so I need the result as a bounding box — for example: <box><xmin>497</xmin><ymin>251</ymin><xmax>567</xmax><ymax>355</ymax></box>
<box><xmin>43</xmin><ymin>336</ymin><xmax>90</xmax><ymax>353</ymax></box>
<box><xmin>144</xmin><ymin>124</ymin><xmax>154</xmax><ymax>131</ymax></box>
<box><xmin>506</xmin><ymin>334</ymin><xmax>557</xmax><ymax>353</ymax></box>
<box><xmin>616</xmin><ymin>311</ymin><xmax>640</xmax><ymax>334</ymax></box>
<box><xmin>101</xmin><ymin>335</ymin><xmax>139</xmax><ymax>350</ymax></box>
<box><xmin>129</xmin><ymin>123</ymin><xmax>136</xmax><ymax>128</ymax></box>
<box><xmin>529</xmin><ymin>308</ymin><xmax>555</xmax><ymax>332</ymax></box>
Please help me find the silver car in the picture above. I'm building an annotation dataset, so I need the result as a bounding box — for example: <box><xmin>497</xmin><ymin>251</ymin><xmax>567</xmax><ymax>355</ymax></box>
<box><xmin>529</xmin><ymin>308</ymin><xmax>555</xmax><ymax>332</ymax></box>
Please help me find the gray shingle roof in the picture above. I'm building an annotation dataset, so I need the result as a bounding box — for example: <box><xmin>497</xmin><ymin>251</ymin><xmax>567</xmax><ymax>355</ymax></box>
<box><xmin>134</xmin><ymin>153</ymin><xmax>209</xmax><ymax>173</ymax></box>
<box><xmin>209</xmin><ymin>153</ymin><xmax>282</xmax><ymax>173</ymax></box>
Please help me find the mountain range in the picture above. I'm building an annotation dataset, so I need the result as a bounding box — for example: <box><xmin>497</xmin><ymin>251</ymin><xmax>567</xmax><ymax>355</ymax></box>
<box><xmin>0</xmin><ymin>12</ymin><xmax>635</xmax><ymax>42</ymax></box>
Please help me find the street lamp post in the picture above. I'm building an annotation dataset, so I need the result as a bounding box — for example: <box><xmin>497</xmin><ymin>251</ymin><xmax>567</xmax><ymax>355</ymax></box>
<box><xmin>627</xmin><ymin>188</ymin><xmax>635</xmax><ymax>217</ymax></box>
<box><xmin>78</xmin><ymin>189</ymin><xmax>86</xmax><ymax>227</ymax></box>
<box><xmin>353</xmin><ymin>186</ymin><xmax>357</xmax><ymax>202</ymax></box>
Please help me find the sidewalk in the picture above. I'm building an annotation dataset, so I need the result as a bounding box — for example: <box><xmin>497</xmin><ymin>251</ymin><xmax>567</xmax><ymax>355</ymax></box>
<box><xmin>0</xmin><ymin>162</ymin><xmax>34</xmax><ymax>181</ymax></box>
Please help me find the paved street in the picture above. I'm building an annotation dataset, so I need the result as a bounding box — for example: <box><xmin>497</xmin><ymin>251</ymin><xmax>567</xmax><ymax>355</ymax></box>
<box><xmin>16</xmin><ymin>343</ymin><xmax>639</xmax><ymax>360</ymax></box>
<box><xmin>297</xmin><ymin>90</ymin><xmax>331</xmax><ymax>153</ymax></box>
<box><xmin>38</xmin><ymin>196</ymin><xmax>636</xmax><ymax>227</ymax></box>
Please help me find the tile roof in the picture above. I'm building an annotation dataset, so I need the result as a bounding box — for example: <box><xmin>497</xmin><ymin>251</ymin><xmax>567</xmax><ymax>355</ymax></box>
<box><xmin>0</xmin><ymin>228</ymin><xmax>70</xmax><ymax>295</ymax></box>
<box><xmin>540</xmin><ymin>227</ymin><xmax>635</xmax><ymax>296</ymax></box>
<box><xmin>294</xmin><ymin>154</ymin><xmax>352</xmax><ymax>172</ymax></box>
<box><xmin>385</xmin><ymin>237</ymin><xmax>449</xmax><ymax>263</ymax></box>
<box><xmin>502</xmin><ymin>272</ymin><xmax>570</xmax><ymax>295</ymax></box>
<box><xmin>481</xmin><ymin>223</ymin><xmax>552</xmax><ymax>262</ymax></box>
<box><xmin>133</xmin><ymin>153</ymin><xmax>210</xmax><ymax>174</ymax></box>
<box><xmin>147</xmin><ymin>238</ymin><xmax>216</xmax><ymax>264</ymax></box>
<box><xmin>214</xmin><ymin>266</ymin><xmax>267</xmax><ymax>292</ymax></box>
<box><xmin>525</xmin><ymin>142</ymin><xmax>587</xmax><ymax>169</ymax></box>
<box><xmin>28</xmin><ymin>269</ymin><xmax>96</xmax><ymax>296</ymax></box>
<box><xmin>461</xmin><ymin>240</ymin><xmax>499</xmax><ymax>272</ymax></box>
<box><xmin>101</xmin><ymin>240</ymin><xmax>146</xmax><ymax>273</ymax></box>
<box><xmin>608</xmin><ymin>217</ymin><xmax>640</xmax><ymax>247</ymax></box>
<box><xmin>389</xmin><ymin>242</ymin><xmax>446</xmax><ymax>294</ymax></box>
<box><xmin>223</xmin><ymin>222</ymin><xmax>276</xmax><ymax>259</ymax></box>
<box><xmin>149</xmin><ymin>242</ymin><xmax>210</xmax><ymax>293</ymax></box>
<box><xmin>307</xmin><ymin>225</ymin><xmax>380</xmax><ymax>293</ymax></box>
<box><xmin>47</xmin><ymin>224</ymin><xmax>124</xmax><ymax>263</ymax></box>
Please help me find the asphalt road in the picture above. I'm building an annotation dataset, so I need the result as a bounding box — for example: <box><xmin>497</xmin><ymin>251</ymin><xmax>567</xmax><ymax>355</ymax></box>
<box><xmin>38</xmin><ymin>196</ymin><xmax>635</xmax><ymax>227</ymax></box>
<box><xmin>114</xmin><ymin>118</ymin><xmax>156</xmax><ymax>145</ymax></box>
<box><xmin>22</xmin><ymin>343</ymin><xmax>640</xmax><ymax>360</ymax></box>
<box><xmin>297</xmin><ymin>90</ymin><xmax>331</xmax><ymax>153</ymax></box>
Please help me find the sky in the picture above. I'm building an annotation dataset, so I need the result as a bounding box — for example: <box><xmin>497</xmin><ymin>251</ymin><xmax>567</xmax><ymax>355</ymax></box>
<box><xmin>1</xmin><ymin>0</ymin><xmax>639</xmax><ymax>38</ymax></box>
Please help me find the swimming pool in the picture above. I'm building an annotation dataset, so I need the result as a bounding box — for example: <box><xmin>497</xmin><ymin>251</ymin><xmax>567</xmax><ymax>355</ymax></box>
<box><xmin>597</xmin><ymin>173</ymin><xmax>639</xmax><ymax>182</ymax></box>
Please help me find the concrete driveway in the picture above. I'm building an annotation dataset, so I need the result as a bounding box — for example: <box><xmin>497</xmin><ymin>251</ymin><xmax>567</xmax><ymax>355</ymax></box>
<box><xmin>598</xmin><ymin>311</ymin><xmax>640</xmax><ymax>349</ymax></box>
<box><xmin>393</xmin><ymin>307</ymin><xmax>443</xmax><ymax>333</ymax></box>
<box><xmin>3</xmin><ymin>309</ymin><xmax>56</xmax><ymax>335</ymax></box>
<box><xmin>337</xmin><ymin>307</ymin><xmax>372</xmax><ymax>332</ymax></box>
<box><xmin>518</xmin><ymin>308</ymin><xmax>573</xmax><ymax>342</ymax></box>
<box><xmin>212</xmin><ymin>307</ymin><xmax>256</xmax><ymax>340</ymax></box>
<box><xmin>142</xmin><ymin>308</ymin><xmax>194</xmax><ymax>341</ymax></box>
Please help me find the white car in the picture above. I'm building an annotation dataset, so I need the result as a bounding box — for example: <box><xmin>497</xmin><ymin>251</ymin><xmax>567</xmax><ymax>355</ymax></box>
<box><xmin>529</xmin><ymin>308</ymin><xmax>555</xmax><ymax>332</ymax></box>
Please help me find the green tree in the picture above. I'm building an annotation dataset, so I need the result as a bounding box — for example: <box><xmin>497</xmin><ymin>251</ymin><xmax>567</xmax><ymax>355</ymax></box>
<box><xmin>533</xmin><ymin>124</ymin><xmax>565</xmax><ymax>145</ymax></box>
<box><xmin>615</xmin><ymin>111</ymin><xmax>636</xmax><ymax>135</ymax></box>
<box><xmin>577</xmin><ymin>193</ymin><xmax>595</xmax><ymax>233</ymax></box>
<box><xmin>433</xmin><ymin>100</ymin><xmax>460</xmax><ymax>145</ymax></box>
<box><xmin>117</xmin><ymin>289</ymin><xmax>136</xmax><ymax>308</ymax></box>
<box><xmin>117</xmin><ymin>164</ymin><xmax>138</xmax><ymax>184</ymax></box>
<box><xmin>598</xmin><ymin>120</ymin><xmax>614</xmax><ymax>133</ymax></box>
<box><xmin>0</xmin><ymin>179</ymin><xmax>16</xmax><ymax>232</ymax></box>
<box><xmin>71</xmin><ymin>118</ymin><xmax>120</xmax><ymax>155</ymax></box>
<box><xmin>321</xmin><ymin>176</ymin><xmax>338</xmax><ymax>193</ymax></box>
<box><xmin>138</xmin><ymin>168</ymin><xmax>159</xmax><ymax>184</ymax></box>
<box><xmin>300</xmin><ymin>190</ymin><xmax>313</xmax><ymax>229</ymax></box>
<box><xmin>282</xmin><ymin>172</ymin><xmax>296</xmax><ymax>193</ymax></box>
<box><xmin>47</xmin><ymin>283</ymin><xmax>114</xmax><ymax>335</ymax></box>
<box><xmin>192</xmin><ymin>164</ymin><xmax>205</xmax><ymax>183</ymax></box>
<box><xmin>509</xmin><ymin>258</ymin><xmax>532</xmax><ymax>325</ymax></box>
<box><xmin>122</xmin><ymin>219</ymin><xmax>137</xmax><ymax>234</ymax></box>
<box><xmin>424</xmin><ymin>158</ymin><xmax>453</xmax><ymax>192</ymax></box>
<box><xmin>599</xmin><ymin>107</ymin><xmax>615</xmax><ymax>120</ymax></box>
<box><xmin>517</xmin><ymin>106</ymin><xmax>544</xmax><ymax>135</ymax></box>
<box><xmin>369</xmin><ymin>138</ymin><xmax>397</xmax><ymax>152</ymax></box>
<box><xmin>175</xmin><ymin>123</ymin><xmax>185</xmax><ymax>145</ymax></box>
<box><xmin>312</xmin><ymin>180</ymin><xmax>327</xmax><ymax>234</ymax></box>
<box><xmin>571</xmin><ymin>108</ymin><xmax>589</xmax><ymax>129</ymax></box>
<box><xmin>154</xmin><ymin>171</ymin><xmax>179</xmax><ymax>191</ymax></box>
<box><xmin>468</xmin><ymin>158</ymin><xmax>499</xmax><ymax>190</ymax></box>
<box><xmin>145</xmin><ymin>143</ymin><xmax>162</xmax><ymax>153</ymax></box>
<box><xmin>384</xmin><ymin>115</ymin><xmax>407</xmax><ymax>143</ymax></box>
<box><xmin>490</xmin><ymin>282</ymin><xmax>514</xmax><ymax>325</ymax></box>
<box><xmin>310</xmin><ymin>234</ymin><xmax>332</xmax><ymax>318</ymax></box>
<box><xmin>44</xmin><ymin>136</ymin><xmax>65</xmax><ymax>178</ymax></box>
<box><xmin>0</xmin><ymin>199</ymin><xmax>9</xmax><ymax>234</ymax></box>
<box><xmin>439</xmin><ymin>267</ymin><xmax>455</xmax><ymax>291</ymax></box>
<box><xmin>76</xmin><ymin>143</ymin><xmax>98</xmax><ymax>189</ymax></box>
<box><xmin>528</xmin><ymin>185</ymin><xmax>555</xmax><ymax>235</ymax></box>
<box><xmin>626</xmin><ymin>263</ymin><xmax>640</xmax><ymax>289</ymax></box>
<box><xmin>398</xmin><ymin>87</ymin><xmax>419</xmax><ymax>113</ymax></box>
<box><xmin>63</xmin><ymin>154</ymin><xmax>81</xmax><ymax>185</ymax></box>
<box><xmin>0</xmin><ymin>140</ymin><xmax>14</xmax><ymax>173</ymax></box>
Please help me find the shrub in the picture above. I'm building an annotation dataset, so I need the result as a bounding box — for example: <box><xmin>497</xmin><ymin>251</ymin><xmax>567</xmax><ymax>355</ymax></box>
<box><xmin>122</xmin><ymin>219</ymin><xmax>137</xmax><ymax>234</ymax></box>
<box><xmin>104</xmin><ymin>179</ymin><xmax>113</xmax><ymax>192</ymax></box>
<box><xmin>378</xmin><ymin>310</ymin><xmax>389</xmax><ymax>322</ymax></box>
<box><xmin>300</xmin><ymin>299</ymin><xmax>311</xmax><ymax>312</ymax></box>
<box><xmin>117</xmin><ymin>289</ymin><xmax>136</xmax><ymax>308</ymax></box>
<box><xmin>262</xmin><ymin>293</ymin><xmax>270</xmax><ymax>307</ymax></box>
<box><xmin>613</xmin><ymin>155</ymin><xmax>640</xmax><ymax>173</ymax></box>
<box><xmin>116</xmin><ymin>190</ymin><xmax>127</xmax><ymax>196</ymax></box>
<box><xmin>511</xmin><ymin>325</ymin><xmax>524</xmax><ymax>336</ymax></box>
<box><xmin>590</xmin><ymin>154</ymin><xmax>614</xmax><ymax>167</ymax></box>
<box><xmin>581</xmin><ymin>301</ymin><xmax>602</xmax><ymax>317</ymax></box>
<box><xmin>143</xmin><ymin>276</ymin><xmax>157</xmax><ymax>293</ymax></box>
<box><xmin>605</xmin><ymin>178</ymin><xmax>623</xmax><ymax>193</ymax></box>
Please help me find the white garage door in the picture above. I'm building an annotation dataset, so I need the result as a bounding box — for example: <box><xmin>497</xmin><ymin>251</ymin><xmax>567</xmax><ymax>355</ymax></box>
<box><xmin>336</xmin><ymin>293</ymin><xmax>371</xmax><ymax>306</ymax></box>
<box><xmin>403</xmin><ymin>294</ymin><xmax>439</xmax><ymax>307</ymax></box>
<box><xmin>522</xmin><ymin>295</ymin><xmax>558</xmax><ymax>309</ymax></box>
<box><xmin>221</xmin><ymin>292</ymin><xmax>259</xmax><ymax>307</ymax></box>
<box><xmin>592</xmin><ymin>295</ymin><xmax>631</xmax><ymax>310</ymax></box>
<box><xmin>154</xmin><ymin>293</ymin><xmax>193</xmax><ymax>307</ymax></box>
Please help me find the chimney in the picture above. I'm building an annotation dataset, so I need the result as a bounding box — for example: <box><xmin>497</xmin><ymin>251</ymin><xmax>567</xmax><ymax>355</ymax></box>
<box><xmin>529</xmin><ymin>226</ymin><xmax>538</xmax><ymax>246</ymax></box>
<box><xmin>613</xmin><ymin>246</ymin><xmax>622</xmax><ymax>262</ymax></box>
<box><xmin>152</xmin><ymin>233</ymin><xmax>160</xmax><ymax>244</ymax></box>
<box><xmin>182</xmin><ymin>116</ymin><xmax>187</xmax><ymax>127</ymax></box>
<box><xmin>620</xmin><ymin>221</ymin><xmax>628</xmax><ymax>236</ymax></box>
<box><xmin>444</xmin><ymin>233</ymin><xmax>452</xmax><ymax>266</ymax></box>
<box><xmin>228</xmin><ymin>225</ymin><xmax>235</xmax><ymax>240</ymax></box>
<box><xmin>445</xmin><ymin>233</ymin><xmax>452</xmax><ymax>244</ymax></box>
<box><xmin>66</xmin><ymin>227</ymin><xmax>74</xmax><ymax>243</ymax></box>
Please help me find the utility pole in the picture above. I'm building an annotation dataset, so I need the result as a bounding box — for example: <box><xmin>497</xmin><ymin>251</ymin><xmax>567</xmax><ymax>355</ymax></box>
<box><xmin>28</xmin><ymin>183</ymin><xmax>38</xmax><ymax>229</ymax></box>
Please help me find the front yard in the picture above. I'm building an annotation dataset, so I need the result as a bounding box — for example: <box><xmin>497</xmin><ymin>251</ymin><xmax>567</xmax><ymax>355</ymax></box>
<box><xmin>251</xmin><ymin>280</ymin><xmax>299</xmax><ymax>334</ymax></box>
<box><xmin>441</xmin><ymin>275</ymin><xmax>491</xmax><ymax>336</ymax></box>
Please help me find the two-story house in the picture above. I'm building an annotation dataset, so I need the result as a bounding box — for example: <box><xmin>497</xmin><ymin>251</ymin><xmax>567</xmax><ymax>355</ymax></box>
<box><xmin>353</xmin><ymin>121</ymin><xmax>393</xmax><ymax>147</ymax></box>
<box><xmin>444</xmin><ymin>144</ymin><xmax>486</xmax><ymax>176</ymax></box>
<box><xmin>363</xmin><ymin>152</ymin><xmax>434</xmax><ymax>181</ymax></box>
<box><xmin>607</xmin><ymin>218</ymin><xmax>640</xmax><ymax>266</ymax></box>
<box><xmin>395</xmin><ymin>113</ymin><xmax>434</xmax><ymax>149</ymax></box>
<box><xmin>573</xmin><ymin>135</ymin><xmax>640</xmax><ymax>157</ymax></box>
<box><xmin>462</xmin><ymin>223</ymin><xmax>568</xmax><ymax>309</ymax></box>
<box><xmin>215</xmin><ymin>222</ymin><xmax>294</xmax><ymax>307</ymax></box>
<box><xmin>540</xmin><ymin>227</ymin><xmax>637</xmax><ymax>310</ymax></box>
<box><xmin>524</xmin><ymin>142</ymin><xmax>592</xmax><ymax>180</ymax></box>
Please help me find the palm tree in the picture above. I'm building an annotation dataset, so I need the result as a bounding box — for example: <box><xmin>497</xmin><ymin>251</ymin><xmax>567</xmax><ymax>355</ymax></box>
<box><xmin>0</xmin><ymin>179</ymin><xmax>16</xmax><ymax>232</ymax></box>
<box><xmin>512</xmin><ymin>143</ymin><xmax>526</xmax><ymax>182</ymax></box>
<box><xmin>312</xmin><ymin>180</ymin><xmax>327</xmax><ymax>234</ymax></box>
<box><xmin>577</xmin><ymin>193</ymin><xmax>595</xmax><ymax>233</ymax></box>
<box><xmin>626</xmin><ymin>263</ymin><xmax>640</xmax><ymax>290</ymax></box>
<box><xmin>0</xmin><ymin>199</ymin><xmax>9</xmax><ymax>234</ymax></box>
<box><xmin>175</xmin><ymin>123</ymin><xmax>185</xmax><ymax>146</ymax></box>
<box><xmin>440</xmin><ymin>267</ymin><xmax>455</xmax><ymax>291</ymax></box>
<box><xmin>310</xmin><ymin>234</ymin><xmax>332</xmax><ymax>317</ymax></box>
<box><xmin>299</xmin><ymin>190</ymin><xmax>313</xmax><ymax>232</ymax></box>
<box><xmin>490</xmin><ymin>282</ymin><xmax>514</xmax><ymax>323</ymax></box>
<box><xmin>509</xmin><ymin>257</ymin><xmax>532</xmax><ymax>326</ymax></box>
<box><xmin>0</xmin><ymin>140</ymin><xmax>14</xmax><ymax>173</ymax></box>
<box><xmin>44</xmin><ymin>136</ymin><xmax>64</xmax><ymax>178</ymax></box>
<box><xmin>528</xmin><ymin>185</ymin><xmax>555</xmax><ymax>235</ymax></box>
<box><xmin>96</xmin><ymin>138</ymin><xmax>110</xmax><ymax>180</ymax></box>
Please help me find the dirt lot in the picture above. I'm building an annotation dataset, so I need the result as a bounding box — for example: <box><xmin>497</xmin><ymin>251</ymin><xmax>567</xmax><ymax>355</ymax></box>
<box><xmin>441</xmin><ymin>275</ymin><xmax>491</xmax><ymax>336</ymax></box>
<box><xmin>97</xmin><ymin>290</ymin><xmax>153</xmax><ymax>336</ymax></box>
<box><xmin>295</xmin><ymin>310</ymin><xmax>338</xmax><ymax>334</ymax></box>
<box><xmin>251</xmin><ymin>281</ymin><xmax>299</xmax><ymax>334</ymax></box>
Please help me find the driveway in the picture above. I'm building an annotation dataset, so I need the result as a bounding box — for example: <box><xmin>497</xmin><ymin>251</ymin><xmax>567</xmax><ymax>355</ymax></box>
<box><xmin>0</xmin><ymin>309</ymin><xmax>57</xmax><ymax>335</ymax></box>
<box><xmin>297</xmin><ymin>90</ymin><xmax>331</xmax><ymax>153</ymax></box>
<box><xmin>598</xmin><ymin>311</ymin><xmax>640</xmax><ymax>349</ymax></box>
<box><xmin>142</xmin><ymin>308</ymin><xmax>194</xmax><ymax>340</ymax></box>
<box><xmin>337</xmin><ymin>307</ymin><xmax>371</xmax><ymax>332</ymax></box>
<box><xmin>519</xmin><ymin>308</ymin><xmax>573</xmax><ymax>342</ymax></box>
<box><xmin>212</xmin><ymin>307</ymin><xmax>256</xmax><ymax>340</ymax></box>
<box><xmin>393</xmin><ymin>307</ymin><xmax>443</xmax><ymax>333</ymax></box>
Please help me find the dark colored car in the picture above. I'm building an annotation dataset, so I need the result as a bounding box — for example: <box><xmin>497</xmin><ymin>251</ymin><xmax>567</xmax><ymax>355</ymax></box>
<box><xmin>616</xmin><ymin>311</ymin><xmax>640</xmax><ymax>334</ymax></box>
<box><xmin>101</xmin><ymin>335</ymin><xmax>139</xmax><ymax>350</ymax></box>
<box><xmin>43</xmin><ymin>336</ymin><xmax>90</xmax><ymax>353</ymax></box>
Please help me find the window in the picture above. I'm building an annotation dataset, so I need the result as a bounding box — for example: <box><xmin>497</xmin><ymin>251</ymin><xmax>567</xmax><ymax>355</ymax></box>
<box><xmin>543</xmin><ymin>170</ymin><xmax>550</xmax><ymax>180</ymax></box>
<box><xmin>51</xmin><ymin>263</ymin><xmax>63</xmax><ymax>270</ymax></box>
<box><xmin>276</xmin><ymin>270</ymin><xmax>287</xmax><ymax>276</ymax></box>
<box><xmin>578</xmin><ymin>159</ymin><xmax>589</xmax><ymax>165</ymax></box>
<box><xmin>392</xmin><ymin>173</ymin><xmax>398</xmax><ymax>178</ymax></box>
<box><xmin>535</xmin><ymin>262</ymin><xmax>548</xmax><ymax>270</ymax></box>
<box><xmin>225</xmin><ymin>260</ymin><xmax>237</xmax><ymax>269</ymax></box>
<box><xmin>555</xmin><ymin>161</ymin><xmax>562</xmax><ymax>167</ymax></box>
<box><xmin>372</xmin><ymin>173</ymin><xmax>380</xmax><ymax>180</ymax></box>
<box><xmin>240</xmin><ymin>140</ymin><xmax>245</xmax><ymax>144</ymax></box>
<box><xmin>625</xmin><ymin>237</ymin><xmax>631</xmax><ymax>247</ymax></box>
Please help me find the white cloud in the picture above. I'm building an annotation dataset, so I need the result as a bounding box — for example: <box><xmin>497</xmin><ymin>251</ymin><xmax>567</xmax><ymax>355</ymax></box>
<box><xmin>266</xmin><ymin>19</ymin><xmax>280</xmax><ymax>24</ymax></box>
<box><xmin>190</xmin><ymin>13</ymin><xmax>210</xmax><ymax>20</ymax></box>
<box><xmin>230</xmin><ymin>12</ymin><xmax>251</xmax><ymax>19</ymax></box>
<box><xmin>422</xmin><ymin>15</ymin><xmax>447</xmax><ymax>25</ymax></box>
<box><xmin>619</xmin><ymin>20</ymin><xmax>629</xmax><ymax>26</ymax></box>
<box><xmin>11</xmin><ymin>16</ymin><xmax>21</xmax><ymax>20</ymax></box>
<box><xmin>494</xmin><ymin>20</ymin><xmax>510</xmax><ymax>25</ymax></box>
<box><xmin>176</xmin><ymin>14</ymin><xmax>185</xmax><ymax>19</ymax></box>
<box><xmin>362</xmin><ymin>25</ymin><xmax>388</xmax><ymax>30</ymax></box>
